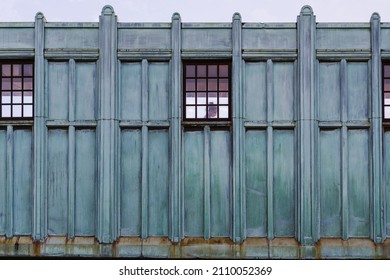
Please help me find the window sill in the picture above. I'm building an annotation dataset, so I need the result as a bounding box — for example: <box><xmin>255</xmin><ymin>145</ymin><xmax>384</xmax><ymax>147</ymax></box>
<box><xmin>182</xmin><ymin>120</ymin><xmax>232</xmax><ymax>127</ymax></box>
<box><xmin>0</xmin><ymin>119</ymin><xmax>34</xmax><ymax>126</ymax></box>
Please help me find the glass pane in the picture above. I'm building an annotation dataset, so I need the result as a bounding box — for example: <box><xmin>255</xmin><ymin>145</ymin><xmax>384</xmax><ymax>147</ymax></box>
<box><xmin>186</xmin><ymin>65</ymin><xmax>195</xmax><ymax>78</ymax></box>
<box><xmin>186</xmin><ymin>92</ymin><xmax>195</xmax><ymax>104</ymax></box>
<box><xmin>23</xmin><ymin>105</ymin><xmax>33</xmax><ymax>117</ymax></box>
<box><xmin>2</xmin><ymin>105</ymin><xmax>11</xmax><ymax>117</ymax></box>
<box><xmin>197</xmin><ymin>92</ymin><xmax>207</xmax><ymax>104</ymax></box>
<box><xmin>13</xmin><ymin>91</ymin><xmax>22</xmax><ymax>103</ymax></box>
<box><xmin>13</xmin><ymin>64</ymin><xmax>22</xmax><ymax>76</ymax></box>
<box><xmin>385</xmin><ymin>92</ymin><xmax>390</xmax><ymax>105</ymax></box>
<box><xmin>197</xmin><ymin>65</ymin><xmax>206</xmax><ymax>77</ymax></box>
<box><xmin>385</xmin><ymin>79</ymin><xmax>390</xmax><ymax>91</ymax></box>
<box><xmin>186</xmin><ymin>106</ymin><xmax>195</xmax><ymax>118</ymax></box>
<box><xmin>219</xmin><ymin>65</ymin><xmax>229</xmax><ymax>77</ymax></box>
<box><xmin>208</xmin><ymin>79</ymin><xmax>218</xmax><ymax>91</ymax></box>
<box><xmin>219</xmin><ymin>92</ymin><xmax>229</xmax><ymax>104</ymax></box>
<box><xmin>186</xmin><ymin>79</ymin><xmax>195</xmax><ymax>91</ymax></box>
<box><xmin>385</xmin><ymin>66</ymin><xmax>390</xmax><ymax>78</ymax></box>
<box><xmin>219</xmin><ymin>79</ymin><xmax>229</xmax><ymax>91</ymax></box>
<box><xmin>24</xmin><ymin>64</ymin><xmax>33</xmax><ymax>76</ymax></box>
<box><xmin>219</xmin><ymin>106</ymin><xmax>229</xmax><ymax>118</ymax></box>
<box><xmin>197</xmin><ymin>79</ymin><xmax>206</xmax><ymax>91</ymax></box>
<box><xmin>208</xmin><ymin>106</ymin><xmax>218</xmax><ymax>118</ymax></box>
<box><xmin>24</xmin><ymin>91</ymin><xmax>33</xmax><ymax>103</ymax></box>
<box><xmin>13</xmin><ymin>105</ymin><xmax>22</xmax><ymax>117</ymax></box>
<box><xmin>197</xmin><ymin>106</ymin><xmax>206</xmax><ymax>118</ymax></box>
<box><xmin>208</xmin><ymin>92</ymin><xmax>217</xmax><ymax>105</ymax></box>
<box><xmin>24</xmin><ymin>78</ymin><xmax>33</xmax><ymax>90</ymax></box>
<box><xmin>385</xmin><ymin>106</ymin><xmax>390</xmax><ymax>118</ymax></box>
<box><xmin>208</xmin><ymin>65</ymin><xmax>217</xmax><ymax>77</ymax></box>
<box><xmin>2</xmin><ymin>78</ymin><xmax>11</xmax><ymax>90</ymax></box>
<box><xmin>13</xmin><ymin>78</ymin><xmax>22</xmax><ymax>90</ymax></box>
<box><xmin>2</xmin><ymin>65</ymin><xmax>11</xmax><ymax>76</ymax></box>
<box><xmin>1</xmin><ymin>92</ymin><xmax>11</xmax><ymax>103</ymax></box>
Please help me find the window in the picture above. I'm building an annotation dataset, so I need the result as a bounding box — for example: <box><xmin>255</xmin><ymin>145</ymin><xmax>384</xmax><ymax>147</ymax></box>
<box><xmin>183</xmin><ymin>61</ymin><xmax>230</xmax><ymax>120</ymax></box>
<box><xmin>0</xmin><ymin>61</ymin><xmax>33</xmax><ymax>119</ymax></box>
<box><xmin>384</xmin><ymin>63</ymin><xmax>390</xmax><ymax>120</ymax></box>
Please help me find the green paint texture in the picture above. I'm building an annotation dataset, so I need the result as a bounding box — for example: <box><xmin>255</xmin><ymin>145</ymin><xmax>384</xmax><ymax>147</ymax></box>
<box><xmin>0</xmin><ymin>5</ymin><xmax>388</xmax><ymax>258</ymax></box>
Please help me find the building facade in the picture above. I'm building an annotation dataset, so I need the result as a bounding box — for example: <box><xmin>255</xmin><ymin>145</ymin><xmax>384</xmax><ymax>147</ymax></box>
<box><xmin>0</xmin><ymin>5</ymin><xmax>390</xmax><ymax>258</ymax></box>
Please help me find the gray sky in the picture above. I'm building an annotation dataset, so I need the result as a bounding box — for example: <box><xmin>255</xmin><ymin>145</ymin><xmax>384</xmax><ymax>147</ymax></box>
<box><xmin>2</xmin><ymin>0</ymin><xmax>390</xmax><ymax>23</ymax></box>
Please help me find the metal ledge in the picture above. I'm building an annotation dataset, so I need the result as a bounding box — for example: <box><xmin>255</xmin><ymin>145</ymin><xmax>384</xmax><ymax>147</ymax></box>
<box><xmin>117</xmin><ymin>49</ymin><xmax>171</xmax><ymax>60</ymax></box>
<box><xmin>181</xmin><ymin>50</ymin><xmax>232</xmax><ymax>59</ymax></box>
<box><xmin>316</xmin><ymin>50</ymin><xmax>371</xmax><ymax>60</ymax></box>
<box><xmin>119</xmin><ymin>120</ymin><xmax>170</xmax><ymax>128</ymax></box>
<box><xmin>44</xmin><ymin>49</ymin><xmax>99</xmax><ymax>60</ymax></box>
<box><xmin>0</xmin><ymin>120</ymin><xmax>34</xmax><ymax>127</ymax></box>
<box><xmin>244</xmin><ymin>121</ymin><xmax>296</xmax><ymax>128</ymax></box>
<box><xmin>0</xmin><ymin>49</ymin><xmax>34</xmax><ymax>58</ymax></box>
<box><xmin>243</xmin><ymin>50</ymin><xmax>297</xmax><ymax>59</ymax></box>
<box><xmin>46</xmin><ymin>120</ymin><xmax>97</xmax><ymax>128</ymax></box>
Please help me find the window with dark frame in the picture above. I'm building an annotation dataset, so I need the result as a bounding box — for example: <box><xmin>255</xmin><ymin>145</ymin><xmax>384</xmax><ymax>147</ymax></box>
<box><xmin>384</xmin><ymin>63</ymin><xmax>390</xmax><ymax>120</ymax></box>
<box><xmin>183</xmin><ymin>61</ymin><xmax>230</xmax><ymax>121</ymax></box>
<box><xmin>0</xmin><ymin>61</ymin><xmax>34</xmax><ymax>119</ymax></box>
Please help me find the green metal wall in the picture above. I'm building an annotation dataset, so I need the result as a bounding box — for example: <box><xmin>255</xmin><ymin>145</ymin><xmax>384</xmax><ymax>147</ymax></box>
<box><xmin>0</xmin><ymin>5</ymin><xmax>389</xmax><ymax>257</ymax></box>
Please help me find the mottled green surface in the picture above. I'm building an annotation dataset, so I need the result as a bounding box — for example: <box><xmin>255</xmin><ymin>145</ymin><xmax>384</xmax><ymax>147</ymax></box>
<box><xmin>319</xmin><ymin>62</ymin><xmax>341</xmax><ymax>121</ymax></box>
<box><xmin>182</xmin><ymin>28</ymin><xmax>231</xmax><ymax>51</ymax></box>
<box><xmin>184</xmin><ymin>130</ymin><xmax>204</xmax><ymax>237</ymax></box>
<box><xmin>0</xmin><ymin>27</ymin><xmax>34</xmax><ymax>49</ymax></box>
<box><xmin>317</xmin><ymin>28</ymin><xmax>370</xmax><ymax>50</ymax></box>
<box><xmin>245</xmin><ymin>130</ymin><xmax>267</xmax><ymax>237</ymax></box>
<box><xmin>120</xmin><ymin>129</ymin><xmax>142</xmax><ymax>236</ymax></box>
<box><xmin>0</xmin><ymin>6</ymin><xmax>388</xmax><ymax>257</ymax></box>
<box><xmin>319</xmin><ymin>129</ymin><xmax>342</xmax><ymax>237</ymax></box>
<box><xmin>242</xmin><ymin>28</ymin><xmax>297</xmax><ymax>50</ymax></box>
<box><xmin>0</xmin><ymin>130</ymin><xmax>6</xmax><ymax>235</ymax></box>
<box><xmin>48</xmin><ymin>62</ymin><xmax>69</xmax><ymax>120</ymax></box>
<box><xmin>75</xmin><ymin>62</ymin><xmax>96</xmax><ymax>120</ymax></box>
<box><xmin>118</xmin><ymin>29</ymin><xmax>171</xmax><ymax>50</ymax></box>
<box><xmin>348</xmin><ymin>130</ymin><xmax>370</xmax><ymax>237</ymax></box>
<box><xmin>273</xmin><ymin>130</ymin><xmax>295</xmax><ymax>237</ymax></box>
<box><xmin>148</xmin><ymin>130</ymin><xmax>169</xmax><ymax>236</ymax></box>
<box><xmin>245</xmin><ymin>62</ymin><xmax>267</xmax><ymax>121</ymax></box>
<box><xmin>48</xmin><ymin>129</ymin><xmax>68</xmax><ymax>235</ymax></box>
<box><xmin>148</xmin><ymin>63</ymin><xmax>169</xmax><ymax>121</ymax></box>
<box><xmin>75</xmin><ymin>130</ymin><xmax>96</xmax><ymax>236</ymax></box>
<box><xmin>45</xmin><ymin>27</ymin><xmax>98</xmax><ymax>49</ymax></box>
<box><xmin>347</xmin><ymin>62</ymin><xmax>369</xmax><ymax>121</ymax></box>
<box><xmin>120</xmin><ymin>63</ymin><xmax>142</xmax><ymax>120</ymax></box>
<box><xmin>13</xmin><ymin>129</ymin><xmax>32</xmax><ymax>235</ymax></box>
<box><xmin>273</xmin><ymin>62</ymin><xmax>294</xmax><ymax>121</ymax></box>
<box><xmin>210</xmin><ymin>130</ymin><xmax>231</xmax><ymax>237</ymax></box>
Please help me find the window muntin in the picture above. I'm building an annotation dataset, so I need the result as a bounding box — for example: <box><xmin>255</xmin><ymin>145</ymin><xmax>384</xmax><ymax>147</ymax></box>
<box><xmin>1</xmin><ymin>61</ymin><xmax>34</xmax><ymax>119</ymax></box>
<box><xmin>183</xmin><ymin>61</ymin><xmax>230</xmax><ymax>120</ymax></box>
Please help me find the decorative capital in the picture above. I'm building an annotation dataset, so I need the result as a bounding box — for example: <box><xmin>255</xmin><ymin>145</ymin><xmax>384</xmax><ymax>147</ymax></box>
<box><xmin>300</xmin><ymin>5</ymin><xmax>313</xmax><ymax>15</ymax></box>
<box><xmin>233</xmin><ymin>12</ymin><xmax>241</xmax><ymax>21</ymax></box>
<box><xmin>371</xmin><ymin>12</ymin><xmax>381</xmax><ymax>22</ymax></box>
<box><xmin>172</xmin><ymin>12</ymin><xmax>181</xmax><ymax>21</ymax></box>
<box><xmin>35</xmin><ymin>12</ymin><xmax>45</xmax><ymax>20</ymax></box>
<box><xmin>102</xmin><ymin>5</ymin><xmax>115</xmax><ymax>15</ymax></box>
